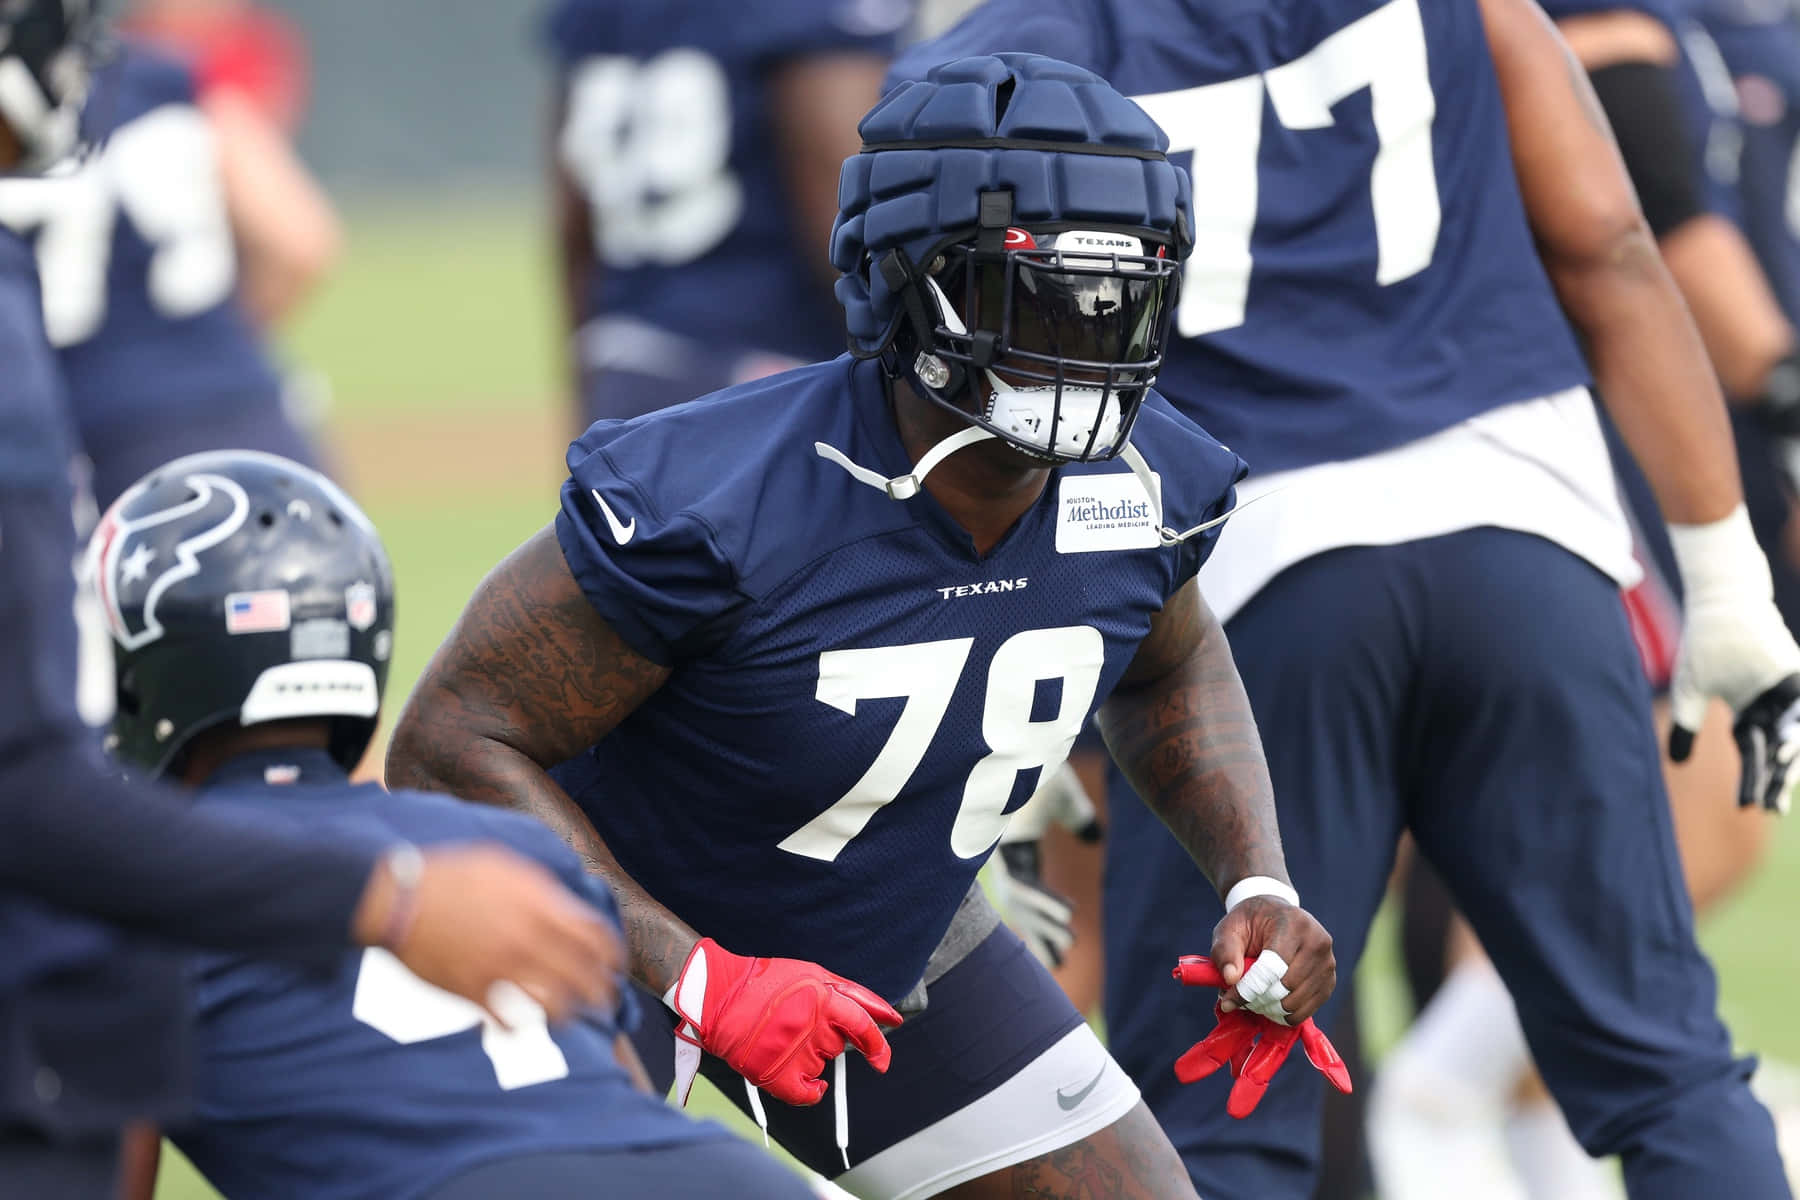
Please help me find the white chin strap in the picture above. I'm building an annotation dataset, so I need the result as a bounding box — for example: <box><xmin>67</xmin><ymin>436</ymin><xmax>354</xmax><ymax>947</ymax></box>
<box><xmin>983</xmin><ymin>370</ymin><xmax>1125</xmax><ymax>460</ymax></box>
<box><xmin>814</xmin><ymin>425</ymin><xmax>994</xmax><ymax>500</ymax></box>
<box><xmin>813</xmin><ymin>431</ymin><xmax>1250</xmax><ymax>547</ymax></box>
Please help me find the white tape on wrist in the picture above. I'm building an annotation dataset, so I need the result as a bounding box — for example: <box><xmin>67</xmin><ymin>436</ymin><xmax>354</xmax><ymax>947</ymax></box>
<box><xmin>1669</xmin><ymin>504</ymin><xmax>1774</xmax><ymax>604</ymax></box>
<box><xmin>1224</xmin><ymin>875</ymin><xmax>1299</xmax><ymax>913</ymax></box>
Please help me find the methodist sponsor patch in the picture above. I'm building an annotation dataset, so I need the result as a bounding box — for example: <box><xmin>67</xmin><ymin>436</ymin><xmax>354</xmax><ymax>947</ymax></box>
<box><xmin>1056</xmin><ymin>472</ymin><xmax>1160</xmax><ymax>553</ymax></box>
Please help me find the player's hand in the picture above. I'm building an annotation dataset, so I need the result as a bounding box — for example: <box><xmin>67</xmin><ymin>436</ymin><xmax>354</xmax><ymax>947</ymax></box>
<box><xmin>352</xmin><ymin>844</ymin><xmax>626</xmax><ymax>1025</ymax></box>
<box><xmin>1667</xmin><ymin>505</ymin><xmax>1800</xmax><ymax>814</ymax></box>
<box><xmin>988</xmin><ymin>763</ymin><xmax>1102</xmax><ymax>967</ymax></box>
<box><xmin>1207</xmin><ymin>895</ymin><xmax>1335</xmax><ymax>1025</ymax></box>
<box><xmin>1172</xmin><ymin>955</ymin><xmax>1352</xmax><ymax>1118</ymax></box>
<box><xmin>668</xmin><ymin>938</ymin><xmax>902</xmax><ymax>1107</ymax></box>
<box><xmin>1722</xmin><ymin>674</ymin><xmax>1800</xmax><ymax>813</ymax></box>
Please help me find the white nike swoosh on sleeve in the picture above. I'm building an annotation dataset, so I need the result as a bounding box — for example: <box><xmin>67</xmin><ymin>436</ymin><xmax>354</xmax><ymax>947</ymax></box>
<box><xmin>589</xmin><ymin>489</ymin><xmax>637</xmax><ymax>544</ymax></box>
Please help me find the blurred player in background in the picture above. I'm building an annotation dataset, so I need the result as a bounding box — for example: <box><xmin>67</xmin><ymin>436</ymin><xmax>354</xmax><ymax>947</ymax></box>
<box><xmin>393</xmin><ymin>54</ymin><xmax>1343</xmax><ymax>1199</ymax></box>
<box><xmin>102</xmin><ymin>451</ymin><xmax>812</xmax><ymax>1200</ymax></box>
<box><xmin>121</xmin><ymin>0</ymin><xmax>340</xmax><ymax>327</ymax></box>
<box><xmin>124</xmin><ymin>0</ymin><xmax>311</xmax><ymax>130</ymax></box>
<box><xmin>0</xmin><ymin>6</ymin><xmax>625</xmax><ymax>1192</ymax></box>
<box><xmin>1373</xmin><ymin>3</ymin><xmax>1800</xmax><ymax>1193</ymax></box>
<box><xmin>1687</xmin><ymin>5</ymin><xmax>1800</xmax><ymax>1170</ymax></box>
<box><xmin>0</xmin><ymin>34</ymin><xmax>339</xmax><ymax>732</ymax></box>
<box><xmin>1696</xmin><ymin>0</ymin><xmax>1800</xmax><ymax>329</ymax></box>
<box><xmin>0</xmin><ymin>39</ymin><xmax>325</xmax><ymax>512</ymax></box>
<box><xmin>1547</xmin><ymin>0</ymin><xmax>1797</xmax><ymax>406</ymax></box>
<box><xmin>900</xmin><ymin>1</ymin><xmax>1800</xmax><ymax>1199</ymax></box>
<box><xmin>1685</xmin><ymin>0</ymin><xmax>1800</xmax><ymax>607</ymax></box>
<box><xmin>543</xmin><ymin>0</ymin><xmax>913</xmax><ymax>430</ymax></box>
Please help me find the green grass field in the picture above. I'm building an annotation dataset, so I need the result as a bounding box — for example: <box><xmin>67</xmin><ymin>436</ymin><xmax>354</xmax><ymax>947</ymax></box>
<box><xmin>151</xmin><ymin>201</ymin><xmax>1800</xmax><ymax>1199</ymax></box>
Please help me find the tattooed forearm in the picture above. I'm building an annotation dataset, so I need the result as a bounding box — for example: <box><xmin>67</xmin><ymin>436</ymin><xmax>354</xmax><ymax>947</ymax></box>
<box><xmin>387</xmin><ymin>524</ymin><xmax>699</xmax><ymax>993</ymax></box>
<box><xmin>1097</xmin><ymin>581</ymin><xmax>1288</xmax><ymax>895</ymax></box>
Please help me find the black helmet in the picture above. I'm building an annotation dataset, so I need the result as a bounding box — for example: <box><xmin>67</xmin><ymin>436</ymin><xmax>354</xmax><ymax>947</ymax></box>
<box><xmin>89</xmin><ymin>450</ymin><xmax>396</xmax><ymax>777</ymax></box>
<box><xmin>0</xmin><ymin>0</ymin><xmax>106</xmax><ymax>170</ymax></box>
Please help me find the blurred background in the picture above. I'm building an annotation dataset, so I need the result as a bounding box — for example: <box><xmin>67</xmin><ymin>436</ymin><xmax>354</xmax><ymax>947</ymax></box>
<box><xmin>56</xmin><ymin>0</ymin><xmax>1796</xmax><ymax>1196</ymax></box>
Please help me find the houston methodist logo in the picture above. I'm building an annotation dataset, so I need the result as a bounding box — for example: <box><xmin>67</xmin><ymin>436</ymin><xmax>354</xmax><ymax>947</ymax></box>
<box><xmin>1062</xmin><ymin>495</ymin><xmax>1153</xmax><ymax>524</ymax></box>
<box><xmin>1055</xmin><ymin>472</ymin><xmax>1161</xmax><ymax>554</ymax></box>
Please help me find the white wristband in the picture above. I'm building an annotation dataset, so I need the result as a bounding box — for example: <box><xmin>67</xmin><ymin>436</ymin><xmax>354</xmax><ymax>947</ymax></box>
<box><xmin>1225</xmin><ymin>875</ymin><xmax>1299</xmax><ymax>913</ymax></box>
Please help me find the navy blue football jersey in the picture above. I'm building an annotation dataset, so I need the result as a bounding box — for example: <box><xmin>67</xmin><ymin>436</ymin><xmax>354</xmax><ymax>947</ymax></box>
<box><xmin>0</xmin><ymin>229</ymin><xmax>73</xmax><ymax>489</ymax></box>
<box><xmin>543</xmin><ymin>0</ymin><xmax>912</xmax><ymax>365</ymax></box>
<box><xmin>1535</xmin><ymin>0</ymin><xmax>1686</xmax><ymax>26</ymax></box>
<box><xmin>1694</xmin><ymin>4</ymin><xmax>1800</xmax><ymax>324</ymax></box>
<box><xmin>172</xmin><ymin>749</ymin><xmax>728</xmax><ymax>1200</ymax></box>
<box><xmin>0</xmin><ymin>45</ymin><xmax>288</xmax><ymax>455</ymax></box>
<box><xmin>0</xmin><ymin>223</ymin><xmax>79</xmax><ymax>751</ymax></box>
<box><xmin>893</xmin><ymin>0</ymin><xmax>1593</xmax><ymax>475</ymax></box>
<box><xmin>0</xmin><ymin>225</ymin><xmax>103</xmax><ymax>990</ymax></box>
<box><xmin>551</xmin><ymin>356</ymin><xmax>1245</xmax><ymax>1001</ymax></box>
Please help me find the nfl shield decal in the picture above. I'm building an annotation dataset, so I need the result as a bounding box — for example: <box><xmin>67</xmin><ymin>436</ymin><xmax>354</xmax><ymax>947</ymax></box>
<box><xmin>345</xmin><ymin>580</ymin><xmax>378</xmax><ymax>631</ymax></box>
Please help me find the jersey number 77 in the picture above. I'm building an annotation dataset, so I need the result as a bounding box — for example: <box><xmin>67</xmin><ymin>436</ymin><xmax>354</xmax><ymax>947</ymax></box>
<box><xmin>1135</xmin><ymin>0</ymin><xmax>1442</xmax><ymax>337</ymax></box>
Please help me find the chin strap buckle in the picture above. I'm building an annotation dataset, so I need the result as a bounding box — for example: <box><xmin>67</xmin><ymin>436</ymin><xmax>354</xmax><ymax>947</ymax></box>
<box><xmin>1118</xmin><ymin>443</ymin><xmax>1272</xmax><ymax>546</ymax></box>
<box><xmin>815</xmin><ymin>426</ymin><xmax>997</xmax><ymax>501</ymax></box>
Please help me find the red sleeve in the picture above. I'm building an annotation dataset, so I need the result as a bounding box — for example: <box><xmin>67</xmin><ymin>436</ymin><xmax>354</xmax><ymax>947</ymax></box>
<box><xmin>128</xmin><ymin>6</ymin><xmax>313</xmax><ymax>130</ymax></box>
<box><xmin>199</xmin><ymin>8</ymin><xmax>309</xmax><ymax>130</ymax></box>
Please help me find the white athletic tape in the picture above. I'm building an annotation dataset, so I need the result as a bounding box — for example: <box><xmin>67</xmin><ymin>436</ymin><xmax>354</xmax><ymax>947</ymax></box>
<box><xmin>1235</xmin><ymin>950</ymin><xmax>1293</xmax><ymax>1026</ymax></box>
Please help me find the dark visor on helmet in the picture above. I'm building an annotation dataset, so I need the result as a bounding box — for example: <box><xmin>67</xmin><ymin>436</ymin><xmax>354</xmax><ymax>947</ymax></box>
<box><xmin>916</xmin><ymin>229</ymin><xmax>1181</xmax><ymax>461</ymax></box>
<box><xmin>938</xmin><ymin>243</ymin><xmax>1172</xmax><ymax>375</ymax></box>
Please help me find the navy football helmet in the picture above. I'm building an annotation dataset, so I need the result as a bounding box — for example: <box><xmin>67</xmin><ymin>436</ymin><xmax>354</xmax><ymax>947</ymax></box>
<box><xmin>831</xmin><ymin>53</ymin><xmax>1192</xmax><ymax>463</ymax></box>
<box><xmin>0</xmin><ymin>0</ymin><xmax>104</xmax><ymax>169</ymax></box>
<box><xmin>89</xmin><ymin>451</ymin><xmax>395</xmax><ymax>777</ymax></box>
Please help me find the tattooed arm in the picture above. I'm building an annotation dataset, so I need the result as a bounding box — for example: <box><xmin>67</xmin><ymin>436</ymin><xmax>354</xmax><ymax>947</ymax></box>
<box><xmin>1098</xmin><ymin>580</ymin><xmax>1334</xmax><ymax>1020</ymax></box>
<box><xmin>1099</xmin><ymin>580</ymin><xmax>1284</xmax><ymax>891</ymax></box>
<box><xmin>1481</xmin><ymin>0</ymin><xmax>1741</xmax><ymax>525</ymax></box>
<box><xmin>386</xmin><ymin>525</ymin><xmax>698</xmax><ymax>994</ymax></box>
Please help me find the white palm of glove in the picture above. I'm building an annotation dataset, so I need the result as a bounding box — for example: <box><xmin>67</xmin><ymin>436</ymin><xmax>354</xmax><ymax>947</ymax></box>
<box><xmin>1669</xmin><ymin>594</ymin><xmax>1799</xmax><ymax>725</ymax></box>
<box><xmin>988</xmin><ymin>762</ymin><xmax>1102</xmax><ymax>967</ymax></box>
<box><xmin>1001</xmin><ymin>761</ymin><xmax>1101</xmax><ymax>844</ymax></box>
<box><xmin>989</xmin><ymin>845</ymin><xmax>1077</xmax><ymax>967</ymax></box>
<box><xmin>1668</xmin><ymin>506</ymin><xmax>1800</xmax><ymax>812</ymax></box>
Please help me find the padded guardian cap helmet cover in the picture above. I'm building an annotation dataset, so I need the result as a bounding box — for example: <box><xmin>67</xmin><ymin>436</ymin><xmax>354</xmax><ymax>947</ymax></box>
<box><xmin>831</xmin><ymin>53</ymin><xmax>1193</xmax><ymax>462</ymax></box>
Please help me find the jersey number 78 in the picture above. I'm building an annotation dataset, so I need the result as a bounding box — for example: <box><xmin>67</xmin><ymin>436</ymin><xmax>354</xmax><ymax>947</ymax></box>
<box><xmin>780</xmin><ymin>625</ymin><xmax>1104</xmax><ymax>863</ymax></box>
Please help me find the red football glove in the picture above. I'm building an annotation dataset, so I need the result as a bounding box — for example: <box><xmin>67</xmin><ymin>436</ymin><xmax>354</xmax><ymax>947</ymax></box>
<box><xmin>1171</xmin><ymin>955</ymin><xmax>1352</xmax><ymax>1118</ymax></box>
<box><xmin>668</xmin><ymin>938</ymin><xmax>903</xmax><ymax>1107</ymax></box>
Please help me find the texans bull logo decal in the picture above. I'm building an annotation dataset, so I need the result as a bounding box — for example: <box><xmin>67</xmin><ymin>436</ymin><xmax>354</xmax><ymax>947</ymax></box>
<box><xmin>92</xmin><ymin>471</ymin><xmax>249</xmax><ymax>651</ymax></box>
